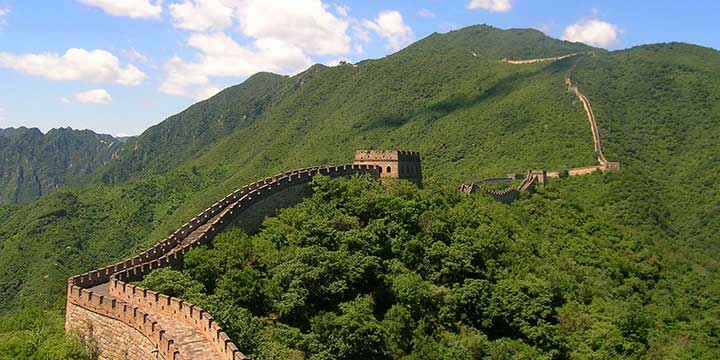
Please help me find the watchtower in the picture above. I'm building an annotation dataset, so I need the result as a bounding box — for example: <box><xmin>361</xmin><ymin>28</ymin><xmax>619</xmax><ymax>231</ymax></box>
<box><xmin>353</xmin><ymin>150</ymin><xmax>422</xmax><ymax>186</ymax></box>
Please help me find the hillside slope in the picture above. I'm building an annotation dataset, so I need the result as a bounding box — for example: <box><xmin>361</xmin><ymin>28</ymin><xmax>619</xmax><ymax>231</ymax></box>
<box><xmin>0</xmin><ymin>24</ymin><xmax>597</xmax><ymax>310</ymax></box>
<box><xmin>0</xmin><ymin>24</ymin><xmax>718</xmax><ymax>358</ymax></box>
<box><xmin>98</xmin><ymin>72</ymin><xmax>293</xmax><ymax>183</ymax></box>
<box><xmin>0</xmin><ymin>127</ymin><xmax>120</xmax><ymax>204</ymax></box>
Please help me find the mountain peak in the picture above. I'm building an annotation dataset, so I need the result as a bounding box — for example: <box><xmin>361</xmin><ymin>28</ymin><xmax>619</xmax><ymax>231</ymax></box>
<box><xmin>406</xmin><ymin>24</ymin><xmax>596</xmax><ymax>59</ymax></box>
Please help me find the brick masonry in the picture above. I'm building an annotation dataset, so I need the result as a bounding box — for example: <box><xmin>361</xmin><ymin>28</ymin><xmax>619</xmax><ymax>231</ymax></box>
<box><xmin>66</xmin><ymin>157</ymin><xmax>420</xmax><ymax>360</ymax></box>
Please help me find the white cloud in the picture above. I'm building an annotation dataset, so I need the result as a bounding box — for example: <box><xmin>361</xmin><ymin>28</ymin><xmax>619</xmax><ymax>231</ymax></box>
<box><xmin>362</xmin><ymin>10</ymin><xmax>414</xmax><ymax>51</ymax></box>
<box><xmin>234</xmin><ymin>0</ymin><xmax>352</xmax><ymax>56</ymax></box>
<box><xmin>352</xmin><ymin>25</ymin><xmax>370</xmax><ymax>43</ymax></box>
<box><xmin>0</xmin><ymin>48</ymin><xmax>147</xmax><ymax>85</ymax></box>
<box><xmin>418</xmin><ymin>8</ymin><xmax>435</xmax><ymax>18</ymax></box>
<box><xmin>123</xmin><ymin>48</ymin><xmax>148</xmax><ymax>63</ymax></box>
<box><xmin>466</xmin><ymin>0</ymin><xmax>512</xmax><ymax>12</ymax></box>
<box><xmin>162</xmin><ymin>0</ymin><xmax>355</xmax><ymax>99</ymax></box>
<box><xmin>535</xmin><ymin>22</ymin><xmax>558</xmax><ymax>35</ymax></box>
<box><xmin>170</xmin><ymin>0</ymin><xmax>234</xmax><ymax>31</ymax></box>
<box><xmin>75</xmin><ymin>89</ymin><xmax>112</xmax><ymax>104</ymax></box>
<box><xmin>562</xmin><ymin>19</ymin><xmax>621</xmax><ymax>48</ymax></box>
<box><xmin>334</xmin><ymin>4</ymin><xmax>349</xmax><ymax>17</ymax></box>
<box><xmin>0</xmin><ymin>7</ymin><xmax>10</xmax><ymax>17</ymax></box>
<box><xmin>60</xmin><ymin>97</ymin><xmax>71</xmax><ymax>104</ymax></box>
<box><xmin>78</xmin><ymin>0</ymin><xmax>162</xmax><ymax>19</ymax></box>
<box><xmin>167</xmin><ymin>0</ymin><xmax>352</xmax><ymax>55</ymax></box>
<box><xmin>159</xmin><ymin>32</ymin><xmax>312</xmax><ymax>99</ymax></box>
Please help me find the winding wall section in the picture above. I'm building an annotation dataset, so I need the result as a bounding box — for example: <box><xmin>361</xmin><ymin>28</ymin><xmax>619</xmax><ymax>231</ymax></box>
<box><xmin>66</xmin><ymin>164</ymin><xmax>379</xmax><ymax>360</ymax></box>
<box><xmin>504</xmin><ymin>53</ymin><xmax>619</xmax><ymax>169</ymax></box>
<box><xmin>465</xmin><ymin>53</ymin><xmax>621</xmax><ymax>202</ymax></box>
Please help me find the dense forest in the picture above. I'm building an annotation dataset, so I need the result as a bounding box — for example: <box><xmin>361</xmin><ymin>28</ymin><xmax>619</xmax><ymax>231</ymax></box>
<box><xmin>139</xmin><ymin>175</ymin><xmax>719</xmax><ymax>359</ymax></box>
<box><xmin>0</xmin><ymin>24</ymin><xmax>718</xmax><ymax>358</ymax></box>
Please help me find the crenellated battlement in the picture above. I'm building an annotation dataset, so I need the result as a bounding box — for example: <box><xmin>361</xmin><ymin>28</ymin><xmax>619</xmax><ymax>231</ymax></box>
<box><xmin>65</xmin><ymin>156</ymin><xmax>415</xmax><ymax>360</ymax></box>
<box><xmin>353</xmin><ymin>150</ymin><xmax>422</xmax><ymax>186</ymax></box>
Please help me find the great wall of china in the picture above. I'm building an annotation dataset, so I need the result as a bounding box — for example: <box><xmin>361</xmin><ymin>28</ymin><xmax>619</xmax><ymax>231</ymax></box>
<box><xmin>65</xmin><ymin>53</ymin><xmax>621</xmax><ymax>359</ymax></box>
<box><xmin>460</xmin><ymin>53</ymin><xmax>620</xmax><ymax>199</ymax></box>
<box><xmin>66</xmin><ymin>152</ymin><xmax>424</xmax><ymax>360</ymax></box>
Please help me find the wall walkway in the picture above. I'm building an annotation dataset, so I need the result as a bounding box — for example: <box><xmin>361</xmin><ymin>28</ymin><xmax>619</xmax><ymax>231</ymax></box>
<box><xmin>66</xmin><ymin>165</ymin><xmax>378</xmax><ymax>360</ymax></box>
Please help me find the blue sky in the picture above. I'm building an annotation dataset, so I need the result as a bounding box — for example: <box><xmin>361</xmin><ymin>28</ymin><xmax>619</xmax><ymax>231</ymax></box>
<box><xmin>0</xmin><ymin>0</ymin><xmax>718</xmax><ymax>136</ymax></box>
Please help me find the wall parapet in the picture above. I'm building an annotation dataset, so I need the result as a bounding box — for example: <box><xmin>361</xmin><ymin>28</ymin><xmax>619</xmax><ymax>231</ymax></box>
<box><xmin>67</xmin><ymin>163</ymin><xmax>382</xmax><ymax>359</ymax></box>
<box><xmin>67</xmin><ymin>283</ymin><xmax>184</xmax><ymax>360</ymax></box>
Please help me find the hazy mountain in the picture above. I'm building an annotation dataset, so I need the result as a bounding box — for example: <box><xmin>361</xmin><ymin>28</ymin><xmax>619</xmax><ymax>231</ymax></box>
<box><xmin>0</xmin><ymin>127</ymin><xmax>120</xmax><ymax>204</ymax></box>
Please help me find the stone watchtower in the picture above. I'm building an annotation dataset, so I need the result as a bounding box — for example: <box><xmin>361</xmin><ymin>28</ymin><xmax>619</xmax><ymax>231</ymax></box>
<box><xmin>353</xmin><ymin>150</ymin><xmax>422</xmax><ymax>186</ymax></box>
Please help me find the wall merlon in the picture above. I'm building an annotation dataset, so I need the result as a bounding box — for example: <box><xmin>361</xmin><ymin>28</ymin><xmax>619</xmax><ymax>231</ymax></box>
<box><xmin>67</xmin><ymin>159</ymin><xmax>419</xmax><ymax>359</ymax></box>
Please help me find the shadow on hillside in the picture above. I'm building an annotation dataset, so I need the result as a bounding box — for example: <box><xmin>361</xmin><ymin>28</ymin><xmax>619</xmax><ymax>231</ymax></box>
<box><xmin>362</xmin><ymin>59</ymin><xmax>570</xmax><ymax>131</ymax></box>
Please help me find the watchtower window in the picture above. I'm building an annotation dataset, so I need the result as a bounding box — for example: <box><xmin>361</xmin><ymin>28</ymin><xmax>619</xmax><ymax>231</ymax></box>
<box><xmin>386</xmin><ymin>166</ymin><xmax>392</xmax><ymax>173</ymax></box>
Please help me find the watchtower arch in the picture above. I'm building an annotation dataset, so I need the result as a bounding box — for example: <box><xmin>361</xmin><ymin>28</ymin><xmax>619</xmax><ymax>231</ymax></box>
<box><xmin>353</xmin><ymin>150</ymin><xmax>422</xmax><ymax>186</ymax></box>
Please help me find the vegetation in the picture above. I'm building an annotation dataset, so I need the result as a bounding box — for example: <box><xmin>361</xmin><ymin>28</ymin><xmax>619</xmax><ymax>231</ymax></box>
<box><xmin>140</xmin><ymin>175</ymin><xmax>720</xmax><ymax>359</ymax></box>
<box><xmin>0</xmin><ymin>24</ymin><xmax>718</xmax><ymax>357</ymax></box>
<box><xmin>0</xmin><ymin>308</ymin><xmax>97</xmax><ymax>360</ymax></box>
<box><xmin>98</xmin><ymin>72</ymin><xmax>294</xmax><ymax>184</ymax></box>
<box><xmin>0</xmin><ymin>127</ymin><xmax>120</xmax><ymax>204</ymax></box>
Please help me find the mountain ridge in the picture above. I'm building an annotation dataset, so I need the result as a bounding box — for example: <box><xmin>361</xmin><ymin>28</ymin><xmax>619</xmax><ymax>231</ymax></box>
<box><xmin>0</xmin><ymin>126</ymin><xmax>121</xmax><ymax>204</ymax></box>
<box><xmin>0</xmin><ymin>24</ymin><xmax>719</xmax><ymax>358</ymax></box>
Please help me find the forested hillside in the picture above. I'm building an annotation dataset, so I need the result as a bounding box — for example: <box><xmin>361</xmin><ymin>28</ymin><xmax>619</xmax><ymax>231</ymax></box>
<box><xmin>139</xmin><ymin>175</ymin><xmax>719</xmax><ymax>359</ymax></box>
<box><xmin>97</xmin><ymin>72</ymin><xmax>295</xmax><ymax>184</ymax></box>
<box><xmin>0</xmin><ymin>127</ymin><xmax>120</xmax><ymax>204</ymax></box>
<box><xmin>0</xmin><ymin>25</ymin><xmax>718</xmax><ymax>358</ymax></box>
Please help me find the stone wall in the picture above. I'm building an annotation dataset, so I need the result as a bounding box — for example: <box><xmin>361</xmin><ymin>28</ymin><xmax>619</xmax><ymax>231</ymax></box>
<box><xmin>460</xmin><ymin>170</ymin><xmax>544</xmax><ymax>203</ymax></box>
<box><xmin>66</xmin><ymin>163</ymin><xmax>387</xmax><ymax>359</ymax></box>
<box><xmin>353</xmin><ymin>150</ymin><xmax>422</xmax><ymax>186</ymax></box>
<box><xmin>66</xmin><ymin>284</ymin><xmax>181</xmax><ymax>360</ymax></box>
<box><xmin>66</xmin><ymin>301</ymin><xmax>159</xmax><ymax>360</ymax></box>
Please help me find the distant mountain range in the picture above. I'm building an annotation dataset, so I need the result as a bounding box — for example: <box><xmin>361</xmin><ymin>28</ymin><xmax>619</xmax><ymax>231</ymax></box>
<box><xmin>0</xmin><ymin>25</ymin><xmax>717</xmax><ymax>339</ymax></box>
<box><xmin>0</xmin><ymin>127</ymin><xmax>121</xmax><ymax>203</ymax></box>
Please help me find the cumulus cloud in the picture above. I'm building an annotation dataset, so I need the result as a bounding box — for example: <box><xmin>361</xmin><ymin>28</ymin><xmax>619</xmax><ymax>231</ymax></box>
<box><xmin>562</xmin><ymin>19</ymin><xmax>621</xmax><ymax>48</ymax></box>
<box><xmin>123</xmin><ymin>48</ymin><xmax>148</xmax><ymax>64</ymax></box>
<box><xmin>75</xmin><ymin>89</ymin><xmax>112</xmax><ymax>104</ymax></box>
<box><xmin>167</xmin><ymin>0</ymin><xmax>352</xmax><ymax>55</ymax></box>
<box><xmin>159</xmin><ymin>32</ymin><xmax>312</xmax><ymax>99</ymax></box>
<box><xmin>170</xmin><ymin>0</ymin><xmax>234</xmax><ymax>32</ymax></box>
<box><xmin>466</xmin><ymin>0</ymin><xmax>512</xmax><ymax>12</ymax></box>
<box><xmin>362</xmin><ymin>10</ymin><xmax>414</xmax><ymax>51</ymax></box>
<box><xmin>78</xmin><ymin>0</ymin><xmax>162</xmax><ymax>19</ymax></box>
<box><xmin>234</xmin><ymin>0</ymin><xmax>352</xmax><ymax>56</ymax></box>
<box><xmin>334</xmin><ymin>4</ymin><xmax>349</xmax><ymax>17</ymax></box>
<box><xmin>0</xmin><ymin>48</ymin><xmax>147</xmax><ymax>85</ymax></box>
<box><xmin>0</xmin><ymin>7</ymin><xmax>10</xmax><ymax>17</ymax></box>
<box><xmin>352</xmin><ymin>26</ymin><xmax>370</xmax><ymax>43</ymax></box>
<box><xmin>162</xmin><ymin>0</ymin><xmax>355</xmax><ymax>99</ymax></box>
<box><xmin>418</xmin><ymin>8</ymin><xmax>435</xmax><ymax>18</ymax></box>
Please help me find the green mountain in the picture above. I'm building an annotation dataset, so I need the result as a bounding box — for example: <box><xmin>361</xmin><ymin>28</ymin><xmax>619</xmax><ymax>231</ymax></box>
<box><xmin>0</xmin><ymin>127</ymin><xmax>120</xmax><ymax>204</ymax></box>
<box><xmin>0</xmin><ymin>24</ymin><xmax>718</xmax><ymax>358</ymax></box>
<box><xmin>98</xmin><ymin>72</ymin><xmax>293</xmax><ymax>183</ymax></box>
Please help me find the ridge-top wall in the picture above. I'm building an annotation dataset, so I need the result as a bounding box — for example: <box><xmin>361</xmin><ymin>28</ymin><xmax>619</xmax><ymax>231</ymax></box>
<box><xmin>66</xmin><ymin>164</ymin><xmax>382</xmax><ymax>360</ymax></box>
